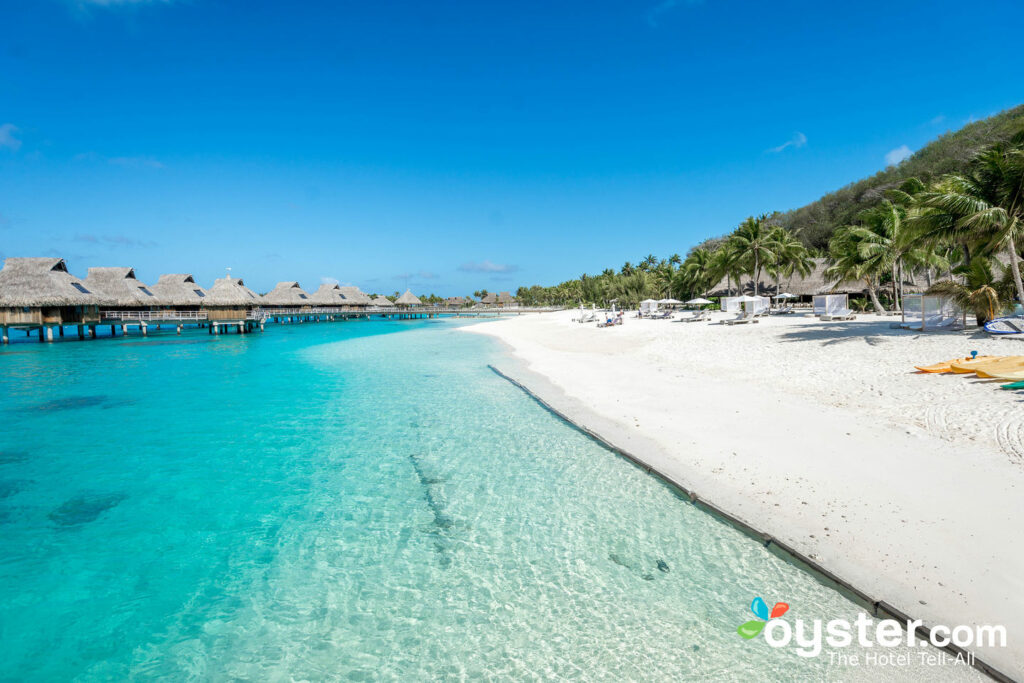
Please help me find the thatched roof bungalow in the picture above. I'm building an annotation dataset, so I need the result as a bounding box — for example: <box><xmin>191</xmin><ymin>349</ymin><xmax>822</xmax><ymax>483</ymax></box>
<box><xmin>83</xmin><ymin>267</ymin><xmax>158</xmax><ymax>308</ymax></box>
<box><xmin>395</xmin><ymin>290</ymin><xmax>422</xmax><ymax>307</ymax></box>
<box><xmin>0</xmin><ymin>257</ymin><xmax>100</xmax><ymax>327</ymax></box>
<box><xmin>372</xmin><ymin>295</ymin><xmax>395</xmax><ymax>307</ymax></box>
<box><xmin>338</xmin><ymin>286</ymin><xmax>373</xmax><ymax>307</ymax></box>
<box><xmin>496</xmin><ymin>291</ymin><xmax>516</xmax><ymax>306</ymax></box>
<box><xmin>202</xmin><ymin>276</ymin><xmax>260</xmax><ymax>320</ymax></box>
<box><xmin>261</xmin><ymin>281</ymin><xmax>311</xmax><ymax>308</ymax></box>
<box><xmin>150</xmin><ymin>274</ymin><xmax>207</xmax><ymax>308</ymax></box>
<box><xmin>309</xmin><ymin>283</ymin><xmax>349</xmax><ymax>307</ymax></box>
<box><xmin>706</xmin><ymin>258</ymin><xmax>924</xmax><ymax>299</ymax></box>
<box><xmin>479</xmin><ymin>293</ymin><xmax>497</xmax><ymax>305</ymax></box>
<box><xmin>445</xmin><ymin>296</ymin><xmax>469</xmax><ymax>306</ymax></box>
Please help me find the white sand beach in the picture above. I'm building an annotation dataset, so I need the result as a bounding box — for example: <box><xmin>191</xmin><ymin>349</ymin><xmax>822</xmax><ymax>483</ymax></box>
<box><xmin>465</xmin><ymin>310</ymin><xmax>1024</xmax><ymax>678</ymax></box>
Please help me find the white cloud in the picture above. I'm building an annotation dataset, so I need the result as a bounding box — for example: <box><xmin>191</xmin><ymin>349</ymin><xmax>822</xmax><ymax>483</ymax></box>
<box><xmin>458</xmin><ymin>260</ymin><xmax>519</xmax><ymax>274</ymax></box>
<box><xmin>320</xmin><ymin>277</ymin><xmax>340</xmax><ymax>286</ymax></box>
<box><xmin>0</xmin><ymin>124</ymin><xmax>22</xmax><ymax>151</ymax></box>
<box><xmin>767</xmin><ymin>131</ymin><xmax>807</xmax><ymax>153</ymax></box>
<box><xmin>885</xmin><ymin>145</ymin><xmax>912</xmax><ymax>166</ymax></box>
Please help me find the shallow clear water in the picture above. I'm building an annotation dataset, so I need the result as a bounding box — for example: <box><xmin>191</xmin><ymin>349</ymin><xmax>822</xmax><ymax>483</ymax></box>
<box><xmin>0</xmin><ymin>320</ymin><xmax>979</xmax><ymax>680</ymax></box>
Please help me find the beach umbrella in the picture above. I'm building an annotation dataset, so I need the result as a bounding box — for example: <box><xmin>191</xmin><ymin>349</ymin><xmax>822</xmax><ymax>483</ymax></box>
<box><xmin>774</xmin><ymin>292</ymin><xmax>797</xmax><ymax>299</ymax></box>
<box><xmin>658</xmin><ymin>298</ymin><xmax>682</xmax><ymax>304</ymax></box>
<box><xmin>686</xmin><ymin>297</ymin><xmax>713</xmax><ymax>305</ymax></box>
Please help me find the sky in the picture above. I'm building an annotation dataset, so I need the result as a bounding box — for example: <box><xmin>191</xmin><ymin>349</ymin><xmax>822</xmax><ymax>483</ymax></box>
<box><xmin>1</xmin><ymin>0</ymin><xmax>1023</xmax><ymax>297</ymax></box>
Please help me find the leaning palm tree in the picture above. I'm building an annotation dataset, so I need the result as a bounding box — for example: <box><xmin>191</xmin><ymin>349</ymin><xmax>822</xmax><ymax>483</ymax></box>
<box><xmin>678</xmin><ymin>247</ymin><xmax>715</xmax><ymax>298</ymax></box>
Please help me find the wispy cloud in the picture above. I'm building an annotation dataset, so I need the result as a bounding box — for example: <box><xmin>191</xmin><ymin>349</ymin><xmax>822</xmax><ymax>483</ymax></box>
<box><xmin>928</xmin><ymin>115</ymin><xmax>945</xmax><ymax>126</ymax></box>
<box><xmin>0</xmin><ymin>124</ymin><xmax>22</xmax><ymax>151</ymax></box>
<box><xmin>885</xmin><ymin>145</ymin><xmax>913</xmax><ymax>166</ymax></box>
<box><xmin>74</xmin><ymin>151</ymin><xmax>164</xmax><ymax>168</ymax></box>
<box><xmin>767</xmin><ymin>132</ymin><xmax>807</xmax><ymax>153</ymax></box>
<box><xmin>646</xmin><ymin>0</ymin><xmax>703</xmax><ymax>26</ymax></box>
<box><xmin>109</xmin><ymin>156</ymin><xmax>164</xmax><ymax>169</ymax></box>
<box><xmin>73</xmin><ymin>233</ymin><xmax>158</xmax><ymax>248</ymax></box>
<box><xmin>320</xmin><ymin>276</ymin><xmax>340</xmax><ymax>286</ymax></box>
<box><xmin>394</xmin><ymin>270</ymin><xmax>438</xmax><ymax>280</ymax></box>
<box><xmin>458</xmin><ymin>260</ymin><xmax>519</xmax><ymax>274</ymax></box>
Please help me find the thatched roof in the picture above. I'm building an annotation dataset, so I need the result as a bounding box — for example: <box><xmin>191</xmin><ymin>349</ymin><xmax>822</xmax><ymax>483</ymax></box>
<box><xmin>496</xmin><ymin>291</ymin><xmax>516</xmax><ymax>303</ymax></box>
<box><xmin>203</xmin><ymin>276</ymin><xmax>260</xmax><ymax>306</ymax></box>
<box><xmin>338</xmin><ymin>286</ymin><xmax>373</xmax><ymax>306</ymax></box>
<box><xmin>0</xmin><ymin>257</ymin><xmax>98</xmax><ymax>307</ymax></box>
<box><xmin>372</xmin><ymin>295</ymin><xmax>395</xmax><ymax>307</ymax></box>
<box><xmin>150</xmin><ymin>274</ymin><xmax>207</xmax><ymax>306</ymax></box>
<box><xmin>706</xmin><ymin>258</ymin><xmax>925</xmax><ymax>297</ymax></box>
<box><xmin>445</xmin><ymin>296</ymin><xmax>468</xmax><ymax>305</ymax></box>
<box><xmin>308</xmin><ymin>283</ymin><xmax>348</xmax><ymax>305</ymax></box>
<box><xmin>83</xmin><ymin>267</ymin><xmax>158</xmax><ymax>307</ymax></box>
<box><xmin>395</xmin><ymin>290</ymin><xmax>422</xmax><ymax>306</ymax></box>
<box><xmin>261</xmin><ymin>281</ymin><xmax>311</xmax><ymax>306</ymax></box>
<box><xmin>480</xmin><ymin>293</ymin><xmax>497</xmax><ymax>304</ymax></box>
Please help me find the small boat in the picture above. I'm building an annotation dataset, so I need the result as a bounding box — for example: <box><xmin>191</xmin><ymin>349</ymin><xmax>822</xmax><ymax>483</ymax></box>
<box><xmin>948</xmin><ymin>356</ymin><xmax>1003</xmax><ymax>374</ymax></box>
<box><xmin>975</xmin><ymin>357</ymin><xmax>1024</xmax><ymax>378</ymax></box>
<box><xmin>984</xmin><ymin>317</ymin><xmax>1024</xmax><ymax>335</ymax></box>
<box><xmin>914</xmin><ymin>357</ymin><xmax>977</xmax><ymax>373</ymax></box>
<box><xmin>1000</xmin><ymin>379</ymin><xmax>1024</xmax><ymax>390</ymax></box>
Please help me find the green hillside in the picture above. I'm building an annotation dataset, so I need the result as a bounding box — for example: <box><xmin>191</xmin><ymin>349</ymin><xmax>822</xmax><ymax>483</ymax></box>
<box><xmin>779</xmin><ymin>103</ymin><xmax>1024</xmax><ymax>250</ymax></box>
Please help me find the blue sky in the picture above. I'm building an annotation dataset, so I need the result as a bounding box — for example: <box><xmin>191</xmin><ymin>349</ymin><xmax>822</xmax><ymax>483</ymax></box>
<box><xmin>1</xmin><ymin>0</ymin><xmax>1022</xmax><ymax>296</ymax></box>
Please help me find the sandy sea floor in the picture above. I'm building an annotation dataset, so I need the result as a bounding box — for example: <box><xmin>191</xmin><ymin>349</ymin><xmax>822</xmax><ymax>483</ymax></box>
<box><xmin>465</xmin><ymin>309</ymin><xmax>1024</xmax><ymax>679</ymax></box>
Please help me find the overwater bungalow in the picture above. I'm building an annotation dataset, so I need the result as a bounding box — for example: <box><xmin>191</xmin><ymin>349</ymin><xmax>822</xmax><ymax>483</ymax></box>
<box><xmin>261</xmin><ymin>282</ymin><xmax>312</xmax><ymax>309</ymax></box>
<box><xmin>0</xmin><ymin>257</ymin><xmax>101</xmax><ymax>342</ymax></box>
<box><xmin>84</xmin><ymin>267</ymin><xmax>158</xmax><ymax>311</ymax></box>
<box><xmin>202</xmin><ymin>276</ymin><xmax>261</xmax><ymax>332</ymax></box>
<box><xmin>309</xmin><ymin>283</ymin><xmax>349</xmax><ymax>308</ymax></box>
<box><xmin>372</xmin><ymin>295</ymin><xmax>395</xmax><ymax>308</ymax></box>
<box><xmin>338</xmin><ymin>286</ymin><xmax>373</xmax><ymax>307</ymax></box>
<box><xmin>395</xmin><ymin>290</ymin><xmax>422</xmax><ymax>308</ymax></box>
<box><xmin>150</xmin><ymin>274</ymin><xmax>208</xmax><ymax>310</ymax></box>
<box><xmin>261</xmin><ymin>281</ymin><xmax>314</xmax><ymax>322</ymax></box>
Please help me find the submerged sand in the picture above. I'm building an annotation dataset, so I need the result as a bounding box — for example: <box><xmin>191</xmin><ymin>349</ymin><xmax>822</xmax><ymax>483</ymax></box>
<box><xmin>464</xmin><ymin>310</ymin><xmax>1024</xmax><ymax>678</ymax></box>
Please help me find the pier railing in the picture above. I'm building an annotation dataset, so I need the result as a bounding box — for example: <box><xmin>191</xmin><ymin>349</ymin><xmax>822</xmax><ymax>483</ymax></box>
<box><xmin>101</xmin><ymin>310</ymin><xmax>209</xmax><ymax>321</ymax></box>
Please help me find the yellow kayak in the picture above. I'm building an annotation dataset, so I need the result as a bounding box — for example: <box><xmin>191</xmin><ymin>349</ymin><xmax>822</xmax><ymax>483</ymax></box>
<box><xmin>948</xmin><ymin>356</ymin><xmax>1004</xmax><ymax>373</ymax></box>
<box><xmin>980</xmin><ymin>367</ymin><xmax>1024</xmax><ymax>382</ymax></box>
<box><xmin>915</xmin><ymin>357</ymin><xmax>978</xmax><ymax>373</ymax></box>
<box><xmin>974</xmin><ymin>357</ymin><xmax>1024</xmax><ymax>378</ymax></box>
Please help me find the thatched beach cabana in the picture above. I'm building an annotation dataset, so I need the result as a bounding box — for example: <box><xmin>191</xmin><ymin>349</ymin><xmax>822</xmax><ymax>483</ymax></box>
<box><xmin>83</xmin><ymin>267</ymin><xmax>158</xmax><ymax>309</ymax></box>
<box><xmin>202</xmin><ymin>276</ymin><xmax>260</xmax><ymax>322</ymax></box>
<box><xmin>0</xmin><ymin>257</ymin><xmax>101</xmax><ymax>341</ymax></box>
<box><xmin>706</xmin><ymin>257</ymin><xmax>924</xmax><ymax>301</ymax></box>
<box><xmin>395</xmin><ymin>290</ymin><xmax>422</xmax><ymax>308</ymax></box>
<box><xmin>261</xmin><ymin>281</ymin><xmax>312</xmax><ymax>309</ymax></box>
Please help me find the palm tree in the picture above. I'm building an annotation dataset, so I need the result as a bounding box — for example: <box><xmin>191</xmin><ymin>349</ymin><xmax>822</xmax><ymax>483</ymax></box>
<box><xmin>727</xmin><ymin>215</ymin><xmax>782</xmax><ymax>296</ymax></box>
<box><xmin>826</xmin><ymin>226</ymin><xmax>887</xmax><ymax>312</ymax></box>
<box><xmin>677</xmin><ymin>247</ymin><xmax>715</xmax><ymax>298</ymax></box>
<box><xmin>620</xmin><ymin>261</ymin><xmax>635</xmax><ymax>276</ymax></box>
<box><xmin>908</xmin><ymin>134</ymin><xmax>1024</xmax><ymax>305</ymax></box>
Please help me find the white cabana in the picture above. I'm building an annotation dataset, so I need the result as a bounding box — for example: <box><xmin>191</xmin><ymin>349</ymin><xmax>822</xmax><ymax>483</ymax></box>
<box><xmin>639</xmin><ymin>299</ymin><xmax>659</xmax><ymax>315</ymax></box>
<box><xmin>721</xmin><ymin>295</ymin><xmax>769</xmax><ymax>315</ymax></box>
<box><xmin>901</xmin><ymin>295</ymin><xmax>965</xmax><ymax>331</ymax></box>
<box><xmin>813</xmin><ymin>294</ymin><xmax>849</xmax><ymax>316</ymax></box>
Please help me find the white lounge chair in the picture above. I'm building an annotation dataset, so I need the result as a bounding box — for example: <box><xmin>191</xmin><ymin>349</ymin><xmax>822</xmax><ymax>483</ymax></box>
<box><xmin>819</xmin><ymin>308</ymin><xmax>856</xmax><ymax>321</ymax></box>
<box><xmin>724</xmin><ymin>313</ymin><xmax>759</xmax><ymax>325</ymax></box>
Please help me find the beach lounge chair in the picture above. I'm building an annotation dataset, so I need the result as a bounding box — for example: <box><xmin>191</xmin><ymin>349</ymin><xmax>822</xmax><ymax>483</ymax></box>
<box><xmin>770</xmin><ymin>305</ymin><xmax>794</xmax><ymax>315</ymax></box>
<box><xmin>724</xmin><ymin>313</ymin><xmax>759</xmax><ymax>325</ymax></box>
<box><xmin>678</xmin><ymin>309</ymin><xmax>711</xmax><ymax>322</ymax></box>
<box><xmin>819</xmin><ymin>308</ymin><xmax>856</xmax><ymax>321</ymax></box>
<box><xmin>985</xmin><ymin>317</ymin><xmax>1024</xmax><ymax>335</ymax></box>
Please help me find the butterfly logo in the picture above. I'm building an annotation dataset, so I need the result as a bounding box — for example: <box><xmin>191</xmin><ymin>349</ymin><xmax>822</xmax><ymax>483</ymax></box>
<box><xmin>737</xmin><ymin>597</ymin><xmax>789</xmax><ymax>639</ymax></box>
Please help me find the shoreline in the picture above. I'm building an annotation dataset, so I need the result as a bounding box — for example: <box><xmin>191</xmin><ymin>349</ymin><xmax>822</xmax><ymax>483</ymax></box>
<box><xmin>463</xmin><ymin>310</ymin><xmax>1024</xmax><ymax>680</ymax></box>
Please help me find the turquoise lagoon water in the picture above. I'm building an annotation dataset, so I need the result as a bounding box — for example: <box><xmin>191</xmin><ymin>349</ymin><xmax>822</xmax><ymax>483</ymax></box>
<box><xmin>0</xmin><ymin>319</ymin><xmax>979</xmax><ymax>681</ymax></box>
